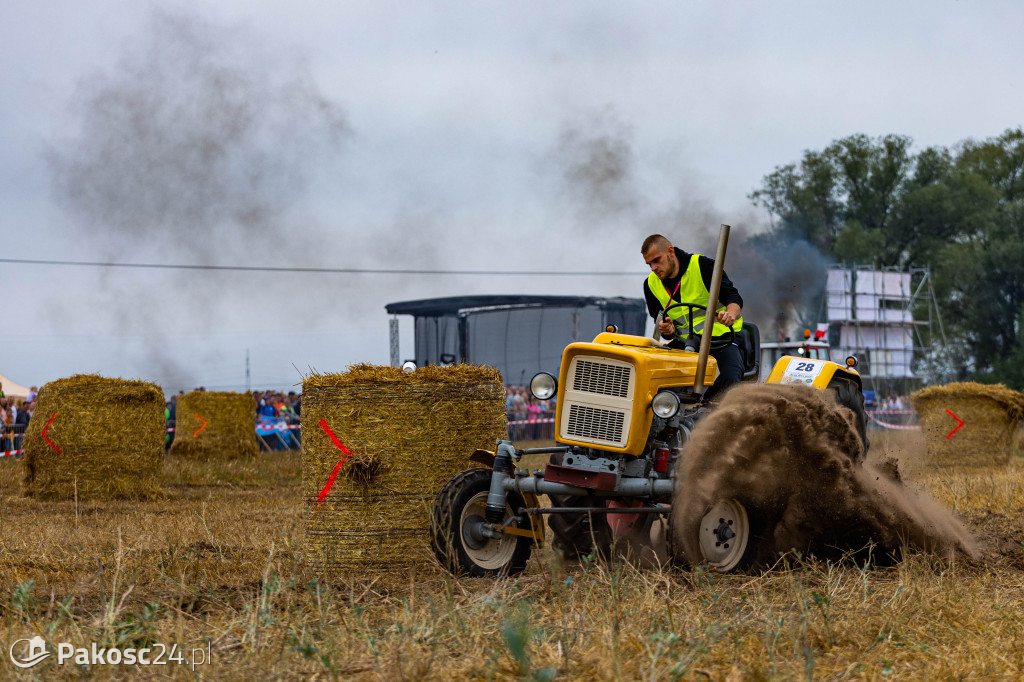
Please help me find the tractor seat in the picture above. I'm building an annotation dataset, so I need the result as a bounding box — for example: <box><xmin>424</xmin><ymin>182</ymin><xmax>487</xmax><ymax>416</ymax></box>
<box><xmin>736</xmin><ymin>322</ymin><xmax>761</xmax><ymax>381</ymax></box>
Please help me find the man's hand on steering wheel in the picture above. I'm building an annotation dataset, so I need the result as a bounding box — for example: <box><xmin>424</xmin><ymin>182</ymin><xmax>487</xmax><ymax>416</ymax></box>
<box><xmin>658</xmin><ymin>301</ymin><xmax>741</xmax><ymax>345</ymax></box>
<box><xmin>656</xmin><ymin>316</ymin><xmax>676</xmax><ymax>338</ymax></box>
<box><xmin>716</xmin><ymin>304</ymin><xmax>741</xmax><ymax>328</ymax></box>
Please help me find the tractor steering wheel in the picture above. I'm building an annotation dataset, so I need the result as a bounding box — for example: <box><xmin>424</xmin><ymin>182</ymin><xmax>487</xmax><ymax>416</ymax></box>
<box><xmin>656</xmin><ymin>301</ymin><xmax>736</xmax><ymax>349</ymax></box>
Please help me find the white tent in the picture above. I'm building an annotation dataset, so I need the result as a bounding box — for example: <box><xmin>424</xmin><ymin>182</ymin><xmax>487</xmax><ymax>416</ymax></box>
<box><xmin>0</xmin><ymin>373</ymin><xmax>31</xmax><ymax>399</ymax></box>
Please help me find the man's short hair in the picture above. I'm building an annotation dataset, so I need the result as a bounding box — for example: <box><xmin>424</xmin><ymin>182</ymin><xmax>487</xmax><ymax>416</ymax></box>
<box><xmin>641</xmin><ymin>234</ymin><xmax>672</xmax><ymax>254</ymax></box>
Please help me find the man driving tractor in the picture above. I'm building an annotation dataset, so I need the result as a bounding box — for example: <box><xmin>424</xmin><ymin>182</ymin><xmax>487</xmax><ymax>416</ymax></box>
<box><xmin>641</xmin><ymin>233</ymin><xmax>744</xmax><ymax>401</ymax></box>
<box><xmin>428</xmin><ymin>227</ymin><xmax>872</xmax><ymax>578</ymax></box>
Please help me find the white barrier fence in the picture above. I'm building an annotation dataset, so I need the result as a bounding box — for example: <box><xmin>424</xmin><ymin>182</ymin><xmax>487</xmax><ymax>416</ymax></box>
<box><xmin>0</xmin><ymin>420</ymin><xmax>304</xmax><ymax>458</ymax></box>
<box><xmin>2</xmin><ymin>407</ymin><xmax>920</xmax><ymax>458</ymax></box>
<box><xmin>1</xmin><ymin>423</ymin><xmax>26</xmax><ymax>458</ymax></box>
<box><xmin>507</xmin><ymin>417</ymin><xmax>556</xmax><ymax>441</ymax></box>
<box><xmin>164</xmin><ymin>419</ymin><xmax>303</xmax><ymax>452</ymax></box>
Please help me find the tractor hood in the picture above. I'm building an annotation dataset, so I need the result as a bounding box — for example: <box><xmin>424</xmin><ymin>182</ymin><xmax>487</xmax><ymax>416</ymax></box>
<box><xmin>552</xmin><ymin>332</ymin><xmax>717</xmax><ymax>455</ymax></box>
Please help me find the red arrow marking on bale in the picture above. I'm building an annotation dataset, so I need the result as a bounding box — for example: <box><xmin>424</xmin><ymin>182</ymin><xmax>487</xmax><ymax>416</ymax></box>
<box><xmin>317</xmin><ymin>419</ymin><xmax>354</xmax><ymax>506</ymax></box>
<box><xmin>42</xmin><ymin>412</ymin><xmax>62</xmax><ymax>454</ymax></box>
<box><xmin>945</xmin><ymin>409</ymin><xmax>965</xmax><ymax>439</ymax></box>
<box><xmin>193</xmin><ymin>414</ymin><xmax>208</xmax><ymax>438</ymax></box>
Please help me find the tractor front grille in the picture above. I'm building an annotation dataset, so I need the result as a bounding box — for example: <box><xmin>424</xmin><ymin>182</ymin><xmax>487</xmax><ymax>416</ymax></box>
<box><xmin>571</xmin><ymin>359</ymin><xmax>631</xmax><ymax>398</ymax></box>
<box><xmin>560</xmin><ymin>355</ymin><xmax>634</xmax><ymax>448</ymax></box>
<box><xmin>564</xmin><ymin>404</ymin><xmax>626</xmax><ymax>444</ymax></box>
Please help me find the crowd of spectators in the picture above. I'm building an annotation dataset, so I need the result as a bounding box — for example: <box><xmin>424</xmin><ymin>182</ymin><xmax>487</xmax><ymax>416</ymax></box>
<box><xmin>0</xmin><ymin>383</ymin><xmax>36</xmax><ymax>453</ymax></box>
<box><xmin>863</xmin><ymin>391</ymin><xmax>912</xmax><ymax>411</ymax></box>
<box><xmin>253</xmin><ymin>390</ymin><xmax>302</xmax><ymax>422</ymax></box>
<box><xmin>505</xmin><ymin>385</ymin><xmax>556</xmax><ymax>439</ymax></box>
<box><xmin>254</xmin><ymin>390</ymin><xmax>302</xmax><ymax>451</ymax></box>
<box><xmin>878</xmin><ymin>394</ymin><xmax>908</xmax><ymax>410</ymax></box>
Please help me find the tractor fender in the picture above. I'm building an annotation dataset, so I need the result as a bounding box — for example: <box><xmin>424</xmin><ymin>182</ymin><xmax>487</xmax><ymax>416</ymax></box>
<box><xmin>469</xmin><ymin>449</ymin><xmax>496</xmax><ymax>467</ymax></box>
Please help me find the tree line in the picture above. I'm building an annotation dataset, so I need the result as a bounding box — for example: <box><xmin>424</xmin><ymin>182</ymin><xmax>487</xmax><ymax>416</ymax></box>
<box><xmin>749</xmin><ymin>128</ymin><xmax>1024</xmax><ymax>389</ymax></box>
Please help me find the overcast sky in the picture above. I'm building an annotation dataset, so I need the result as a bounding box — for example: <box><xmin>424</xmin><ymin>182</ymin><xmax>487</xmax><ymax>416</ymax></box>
<box><xmin>2</xmin><ymin>1</ymin><xmax>1022</xmax><ymax>394</ymax></box>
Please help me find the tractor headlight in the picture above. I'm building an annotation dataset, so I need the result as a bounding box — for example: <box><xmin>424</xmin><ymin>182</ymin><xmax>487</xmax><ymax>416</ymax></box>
<box><xmin>530</xmin><ymin>372</ymin><xmax>557</xmax><ymax>400</ymax></box>
<box><xmin>651</xmin><ymin>390</ymin><xmax>681</xmax><ymax>419</ymax></box>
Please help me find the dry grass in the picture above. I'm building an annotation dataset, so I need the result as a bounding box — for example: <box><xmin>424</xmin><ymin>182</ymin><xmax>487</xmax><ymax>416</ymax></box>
<box><xmin>1</xmin><ymin>433</ymin><xmax>1023</xmax><ymax>679</ymax></box>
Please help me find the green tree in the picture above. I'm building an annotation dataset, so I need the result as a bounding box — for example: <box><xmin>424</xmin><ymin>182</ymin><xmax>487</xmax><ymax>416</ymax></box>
<box><xmin>832</xmin><ymin>133</ymin><xmax>912</xmax><ymax>236</ymax></box>
<box><xmin>749</xmin><ymin>151</ymin><xmax>842</xmax><ymax>251</ymax></box>
<box><xmin>749</xmin><ymin>133</ymin><xmax>912</xmax><ymax>260</ymax></box>
<box><xmin>946</xmin><ymin>129</ymin><xmax>1024</xmax><ymax>377</ymax></box>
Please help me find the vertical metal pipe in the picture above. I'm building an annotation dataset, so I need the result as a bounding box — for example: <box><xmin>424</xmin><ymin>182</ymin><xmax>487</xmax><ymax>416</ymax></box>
<box><xmin>389</xmin><ymin>318</ymin><xmax>400</xmax><ymax>367</ymax></box>
<box><xmin>694</xmin><ymin>224</ymin><xmax>731</xmax><ymax>393</ymax></box>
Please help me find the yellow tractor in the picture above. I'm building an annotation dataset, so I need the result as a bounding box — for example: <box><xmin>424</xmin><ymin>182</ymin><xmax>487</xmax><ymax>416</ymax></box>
<box><xmin>431</xmin><ymin>229</ymin><xmax>867</xmax><ymax>576</ymax></box>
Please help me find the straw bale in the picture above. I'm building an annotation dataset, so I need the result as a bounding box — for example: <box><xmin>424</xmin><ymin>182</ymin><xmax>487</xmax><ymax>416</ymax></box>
<box><xmin>911</xmin><ymin>382</ymin><xmax>1024</xmax><ymax>467</ymax></box>
<box><xmin>23</xmin><ymin>374</ymin><xmax>164</xmax><ymax>500</ymax></box>
<box><xmin>302</xmin><ymin>364</ymin><xmax>505</xmax><ymax>573</ymax></box>
<box><xmin>169</xmin><ymin>391</ymin><xmax>258</xmax><ymax>460</ymax></box>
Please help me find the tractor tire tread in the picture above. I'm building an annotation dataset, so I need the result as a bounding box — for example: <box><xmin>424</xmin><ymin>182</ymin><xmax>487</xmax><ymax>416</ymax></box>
<box><xmin>829</xmin><ymin>376</ymin><xmax>870</xmax><ymax>460</ymax></box>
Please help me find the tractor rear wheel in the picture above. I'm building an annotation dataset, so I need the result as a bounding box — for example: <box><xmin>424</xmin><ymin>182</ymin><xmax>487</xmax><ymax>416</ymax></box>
<box><xmin>828</xmin><ymin>376</ymin><xmax>869</xmax><ymax>460</ymax></box>
<box><xmin>547</xmin><ymin>494</ymin><xmax>614</xmax><ymax>560</ymax></box>
<box><xmin>545</xmin><ymin>453</ymin><xmax>613</xmax><ymax>560</ymax></box>
<box><xmin>430</xmin><ymin>468</ymin><xmax>533</xmax><ymax>577</ymax></box>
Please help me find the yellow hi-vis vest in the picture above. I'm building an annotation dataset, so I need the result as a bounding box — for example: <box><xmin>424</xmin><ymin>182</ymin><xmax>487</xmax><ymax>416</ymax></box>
<box><xmin>648</xmin><ymin>254</ymin><xmax>743</xmax><ymax>338</ymax></box>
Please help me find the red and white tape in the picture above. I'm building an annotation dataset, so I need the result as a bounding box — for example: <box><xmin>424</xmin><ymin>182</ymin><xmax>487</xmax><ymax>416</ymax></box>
<box><xmin>1</xmin><ymin>449</ymin><xmax>23</xmax><ymax>458</ymax></box>
<box><xmin>166</xmin><ymin>423</ymin><xmax>302</xmax><ymax>433</ymax></box>
<box><xmin>866</xmin><ymin>411</ymin><xmax>920</xmax><ymax>431</ymax></box>
<box><xmin>507</xmin><ymin>418</ymin><xmax>556</xmax><ymax>426</ymax></box>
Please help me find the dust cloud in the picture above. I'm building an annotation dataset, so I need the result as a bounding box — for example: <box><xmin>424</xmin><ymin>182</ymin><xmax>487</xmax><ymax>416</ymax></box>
<box><xmin>555</xmin><ymin>108</ymin><xmax>640</xmax><ymax>224</ymax></box>
<box><xmin>725</xmin><ymin>235</ymin><xmax>828</xmax><ymax>342</ymax></box>
<box><xmin>48</xmin><ymin>8</ymin><xmax>348</xmax><ymax>254</ymax></box>
<box><xmin>44</xmin><ymin>8</ymin><xmax>350</xmax><ymax>388</ymax></box>
<box><xmin>673</xmin><ymin>383</ymin><xmax>977</xmax><ymax>567</ymax></box>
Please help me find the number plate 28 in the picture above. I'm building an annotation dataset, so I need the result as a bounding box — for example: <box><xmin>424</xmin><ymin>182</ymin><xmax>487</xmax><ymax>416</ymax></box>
<box><xmin>780</xmin><ymin>358</ymin><xmax>825</xmax><ymax>385</ymax></box>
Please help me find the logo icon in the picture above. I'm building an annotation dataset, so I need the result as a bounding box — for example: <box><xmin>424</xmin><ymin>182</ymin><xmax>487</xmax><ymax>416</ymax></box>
<box><xmin>10</xmin><ymin>635</ymin><xmax>51</xmax><ymax>668</ymax></box>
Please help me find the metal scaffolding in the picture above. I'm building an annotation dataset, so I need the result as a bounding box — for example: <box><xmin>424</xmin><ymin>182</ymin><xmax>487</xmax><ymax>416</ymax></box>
<box><xmin>822</xmin><ymin>265</ymin><xmax>945</xmax><ymax>394</ymax></box>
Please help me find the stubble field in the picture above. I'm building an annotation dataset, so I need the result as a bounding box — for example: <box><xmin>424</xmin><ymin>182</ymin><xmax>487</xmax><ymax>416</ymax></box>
<box><xmin>1</xmin><ymin>431</ymin><xmax>1023</xmax><ymax>680</ymax></box>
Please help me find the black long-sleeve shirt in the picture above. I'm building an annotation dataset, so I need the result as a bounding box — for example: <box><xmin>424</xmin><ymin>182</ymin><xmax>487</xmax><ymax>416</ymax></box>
<box><xmin>643</xmin><ymin>247</ymin><xmax>743</xmax><ymax>320</ymax></box>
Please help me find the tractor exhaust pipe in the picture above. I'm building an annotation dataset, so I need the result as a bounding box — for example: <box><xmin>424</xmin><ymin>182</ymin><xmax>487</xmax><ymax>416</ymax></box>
<box><xmin>693</xmin><ymin>224</ymin><xmax>731</xmax><ymax>393</ymax></box>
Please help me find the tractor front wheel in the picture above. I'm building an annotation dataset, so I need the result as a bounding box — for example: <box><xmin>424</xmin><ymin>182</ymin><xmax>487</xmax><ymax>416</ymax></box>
<box><xmin>692</xmin><ymin>498</ymin><xmax>756</xmax><ymax>572</ymax></box>
<box><xmin>674</xmin><ymin>491</ymin><xmax>764</xmax><ymax>573</ymax></box>
<box><xmin>430</xmin><ymin>468</ymin><xmax>533</xmax><ymax>577</ymax></box>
